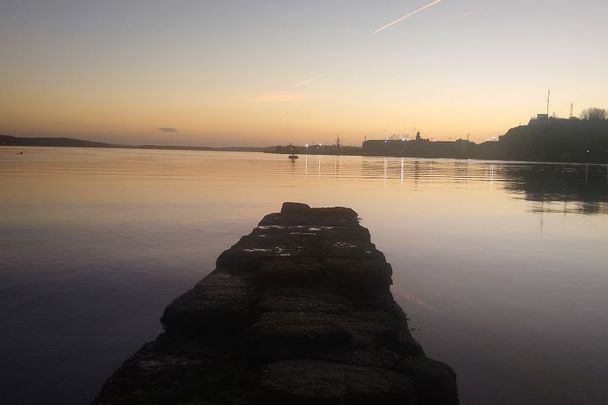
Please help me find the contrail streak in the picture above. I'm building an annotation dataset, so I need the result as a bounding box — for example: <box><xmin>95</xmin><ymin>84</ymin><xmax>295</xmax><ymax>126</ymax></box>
<box><xmin>294</xmin><ymin>75</ymin><xmax>321</xmax><ymax>88</ymax></box>
<box><xmin>453</xmin><ymin>9</ymin><xmax>479</xmax><ymax>20</ymax></box>
<box><xmin>374</xmin><ymin>0</ymin><xmax>444</xmax><ymax>34</ymax></box>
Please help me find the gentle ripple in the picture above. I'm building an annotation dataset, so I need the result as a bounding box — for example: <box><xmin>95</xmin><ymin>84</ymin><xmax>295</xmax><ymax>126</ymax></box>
<box><xmin>1</xmin><ymin>146</ymin><xmax>608</xmax><ymax>404</ymax></box>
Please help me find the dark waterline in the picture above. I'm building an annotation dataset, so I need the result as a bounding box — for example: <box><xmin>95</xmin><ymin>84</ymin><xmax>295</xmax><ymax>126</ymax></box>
<box><xmin>1</xmin><ymin>147</ymin><xmax>607</xmax><ymax>404</ymax></box>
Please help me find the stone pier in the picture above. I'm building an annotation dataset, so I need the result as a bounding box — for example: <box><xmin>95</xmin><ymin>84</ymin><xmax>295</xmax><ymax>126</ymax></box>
<box><xmin>95</xmin><ymin>203</ymin><xmax>457</xmax><ymax>404</ymax></box>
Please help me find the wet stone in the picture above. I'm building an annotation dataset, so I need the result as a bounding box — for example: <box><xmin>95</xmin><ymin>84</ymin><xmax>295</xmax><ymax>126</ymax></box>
<box><xmin>256</xmin><ymin>359</ymin><xmax>419</xmax><ymax>404</ymax></box>
<box><xmin>94</xmin><ymin>203</ymin><xmax>458</xmax><ymax>404</ymax></box>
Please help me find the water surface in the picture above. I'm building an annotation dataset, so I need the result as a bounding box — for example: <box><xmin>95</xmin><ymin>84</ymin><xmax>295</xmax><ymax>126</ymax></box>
<box><xmin>1</xmin><ymin>147</ymin><xmax>607</xmax><ymax>404</ymax></box>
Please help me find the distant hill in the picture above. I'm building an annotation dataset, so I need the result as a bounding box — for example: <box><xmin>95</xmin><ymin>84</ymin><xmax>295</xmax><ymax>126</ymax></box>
<box><xmin>361</xmin><ymin>117</ymin><xmax>608</xmax><ymax>163</ymax></box>
<box><xmin>0</xmin><ymin>135</ymin><xmax>112</xmax><ymax>148</ymax></box>
<box><xmin>476</xmin><ymin>117</ymin><xmax>608</xmax><ymax>163</ymax></box>
<box><xmin>5</xmin><ymin>118</ymin><xmax>608</xmax><ymax>163</ymax></box>
<box><xmin>0</xmin><ymin>135</ymin><xmax>273</xmax><ymax>153</ymax></box>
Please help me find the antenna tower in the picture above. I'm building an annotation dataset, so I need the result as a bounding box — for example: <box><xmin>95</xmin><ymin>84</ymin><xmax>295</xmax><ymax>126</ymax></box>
<box><xmin>546</xmin><ymin>89</ymin><xmax>551</xmax><ymax>117</ymax></box>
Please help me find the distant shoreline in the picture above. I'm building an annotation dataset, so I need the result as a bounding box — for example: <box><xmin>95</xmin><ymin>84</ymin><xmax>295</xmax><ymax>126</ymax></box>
<box><xmin>0</xmin><ymin>135</ymin><xmax>274</xmax><ymax>153</ymax></box>
<box><xmin>4</xmin><ymin>143</ymin><xmax>608</xmax><ymax>168</ymax></box>
<box><xmin>3</xmin><ymin>118</ymin><xmax>608</xmax><ymax>165</ymax></box>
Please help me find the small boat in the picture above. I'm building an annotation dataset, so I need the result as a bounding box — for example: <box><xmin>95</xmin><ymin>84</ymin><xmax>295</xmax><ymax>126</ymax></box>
<box><xmin>288</xmin><ymin>145</ymin><xmax>298</xmax><ymax>160</ymax></box>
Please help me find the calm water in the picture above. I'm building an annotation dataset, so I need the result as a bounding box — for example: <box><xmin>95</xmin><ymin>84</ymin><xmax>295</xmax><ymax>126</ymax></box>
<box><xmin>1</xmin><ymin>147</ymin><xmax>608</xmax><ymax>404</ymax></box>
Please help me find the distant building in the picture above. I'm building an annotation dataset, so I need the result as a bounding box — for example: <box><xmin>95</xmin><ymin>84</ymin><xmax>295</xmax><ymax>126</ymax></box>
<box><xmin>529</xmin><ymin>114</ymin><xmax>549</xmax><ymax>126</ymax></box>
<box><xmin>362</xmin><ymin>139</ymin><xmax>407</xmax><ymax>155</ymax></box>
<box><xmin>362</xmin><ymin>134</ymin><xmax>472</xmax><ymax>158</ymax></box>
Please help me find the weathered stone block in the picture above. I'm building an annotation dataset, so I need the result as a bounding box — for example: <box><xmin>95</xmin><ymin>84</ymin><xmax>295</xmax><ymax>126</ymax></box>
<box><xmin>94</xmin><ymin>204</ymin><xmax>458</xmax><ymax>404</ymax></box>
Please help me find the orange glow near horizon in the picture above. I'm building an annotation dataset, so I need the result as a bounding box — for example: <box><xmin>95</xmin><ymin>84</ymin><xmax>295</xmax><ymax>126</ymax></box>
<box><xmin>1</xmin><ymin>1</ymin><xmax>607</xmax><ymax>146</ymax></box>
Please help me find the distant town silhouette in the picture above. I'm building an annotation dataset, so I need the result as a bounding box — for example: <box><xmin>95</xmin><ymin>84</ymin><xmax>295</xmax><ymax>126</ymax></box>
<box><xmin>2</xmin><ymin>107</ymin><xmax>607</xmax><ymax>164</ymax></box>
<box><xmin>275</xmin><ymin>109</ymin><xmax>608</xmax><ymax>164</ymax></box>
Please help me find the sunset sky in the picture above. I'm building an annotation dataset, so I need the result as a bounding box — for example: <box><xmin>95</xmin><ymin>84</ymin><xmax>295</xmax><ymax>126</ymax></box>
<box><xmin>1</xmin><ymin>0</ymin><xmax>607</xmax><ymax>146</ymax></box>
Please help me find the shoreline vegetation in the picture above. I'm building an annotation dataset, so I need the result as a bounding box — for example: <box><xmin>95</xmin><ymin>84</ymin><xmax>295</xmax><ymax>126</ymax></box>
<box><xmin>2</xmin><ymin>113</ymin><xmax>607</xmax><ymax>164</ymax></box>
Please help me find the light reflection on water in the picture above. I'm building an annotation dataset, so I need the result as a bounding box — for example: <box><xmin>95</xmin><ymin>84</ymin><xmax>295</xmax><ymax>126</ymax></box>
<box><xmin>1</xmin><ymin>147</ymin><xmax>607</xmax><ymax>404</ymax></box>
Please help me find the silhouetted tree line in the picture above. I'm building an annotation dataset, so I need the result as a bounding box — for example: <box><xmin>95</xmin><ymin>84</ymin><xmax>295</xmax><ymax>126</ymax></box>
<box><xmin>580</xmin><ymin>107</ymin><xmax>607</xmax><ymax>121</ymax></box>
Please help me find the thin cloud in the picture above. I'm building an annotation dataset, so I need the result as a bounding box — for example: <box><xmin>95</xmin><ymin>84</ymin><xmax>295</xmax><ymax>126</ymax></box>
<box><xmin>374</xmin><ymin>0</ymin><xmax>444</xmax><ymax>34</ymax></box>
<box><xmin>158</xmin><ymin>127</ymin><xmax>178</xmax><ymax>133</ymax></box>
<box><xmin>453</xmin><ymin>9</ymin><xmax>480</xmax><ymax>20</ymax></box>
<box><xmin>252</xmin><ymin>93</ymin><xmax>320</xmax><ymax>103</ymax></box>
<box><xmin>294</xmin><ymin>75</ymin><xmax>321</xmax><ymax>88</ymax></box>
